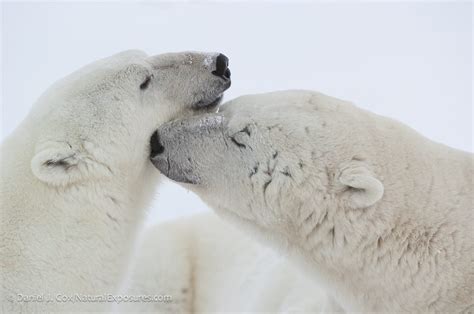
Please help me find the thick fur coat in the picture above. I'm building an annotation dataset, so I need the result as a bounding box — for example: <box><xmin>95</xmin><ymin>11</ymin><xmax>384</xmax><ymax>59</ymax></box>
<box><xmin>121</xmin><ymin>213</ymin><xmax>329</xmax><ymax>313</ymax></box>
<box><xmin>0</xmin><ymin>50</ymin><xmax>230</xmax><ymax>312</ymax></box>
<box><xmin>152</xmin><ymin>90</ymin><xmax>473</xmax><ymax>312</ymax></box>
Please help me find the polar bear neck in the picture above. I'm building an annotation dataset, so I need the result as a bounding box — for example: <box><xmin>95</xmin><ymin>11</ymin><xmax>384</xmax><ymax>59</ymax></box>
<box><xmin>288</xmin><ymin>141</ymin><xmax>473</xmax><ymax>312</ymax></box>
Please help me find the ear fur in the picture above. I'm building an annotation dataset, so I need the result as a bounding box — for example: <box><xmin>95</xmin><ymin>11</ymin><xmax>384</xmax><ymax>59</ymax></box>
<box><xmin>338</xmin><ymin>161</ymin><xmax>384</xmax><ymax>209</ymax></box>
<box><xmin>31</xmin><ymin>141</ymin><xmax>86</xmax><ymax>186</ymax></box>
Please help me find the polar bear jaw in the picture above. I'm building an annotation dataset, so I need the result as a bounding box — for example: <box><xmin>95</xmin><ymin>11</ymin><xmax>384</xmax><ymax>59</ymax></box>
<box><xmin>27</xmin><ymin>50</ymin><xmax>230</xmax><ymax>186</ymax></box>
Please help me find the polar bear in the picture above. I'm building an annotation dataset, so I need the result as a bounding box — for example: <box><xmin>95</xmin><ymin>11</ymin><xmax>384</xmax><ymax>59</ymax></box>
<box><xmin>0</xmin><ymin>50</ymin><xmax>231</xmax><ymax>312</ymax></box>
<box><xmin>121</xmin><ymin>212</ymin><xmax>331</xmax><ymax>313</ymax></box>
<box><xmin>150</xmin><ymin>90</ymin><xmax>473</xmax><ymax>312</ymax></box>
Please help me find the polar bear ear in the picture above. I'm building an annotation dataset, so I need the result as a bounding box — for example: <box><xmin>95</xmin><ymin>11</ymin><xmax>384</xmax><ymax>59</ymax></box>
<box><xmin>31</xmin><ymin>142</ymin><xmax>85</xmax><ymax>186</ymax></box>
<box><xmin>338</xmin><ymin>161</ymin><xmax>384</xmax><ymax>209</ymax></box>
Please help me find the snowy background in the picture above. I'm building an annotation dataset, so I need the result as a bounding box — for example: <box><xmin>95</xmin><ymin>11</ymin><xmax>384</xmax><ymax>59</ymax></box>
<box><xmin>2</xmin><ymin>1</ymin><xmax>472</xmax><ymax>227</ymax></box>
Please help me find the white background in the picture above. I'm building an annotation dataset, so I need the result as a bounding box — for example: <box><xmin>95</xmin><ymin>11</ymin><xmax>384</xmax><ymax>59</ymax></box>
<box><xmin>2</xmin><ymin>1</ymin><xmax>472</xmax><ymax>226</ymax></box>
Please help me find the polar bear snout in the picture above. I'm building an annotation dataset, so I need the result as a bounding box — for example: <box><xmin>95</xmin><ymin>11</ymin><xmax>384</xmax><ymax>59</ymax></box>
<box><xmin>212</xmin><ymin>54</ymin><xmax>231</xmax><ymax>81</ymax></box>
<box><xmin>149</xmin><ymin>131</ymin><xmax>201</xmax><ymax>184</ymax></box>
<box><xmin>150</xmin><ymin>115</ymin><xmax>225</xmax><ymax>184</ymax></box>
<box><xmin>149</xmin><ymin>124</ymin><xmax>199</xmax><ymax>184</ymax></box>
<box><xmin>150</xmin><ymin>131</ymin><xmax>165</xmax><ymax>157</ymax></box>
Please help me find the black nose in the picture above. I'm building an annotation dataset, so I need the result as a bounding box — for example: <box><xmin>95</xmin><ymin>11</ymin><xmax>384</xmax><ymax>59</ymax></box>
<box><xmin>212</xmin><ymin>54</ymin><xmax>231</xmax><ymax>80</ymax></box>
<box><xmin>150</xmin><ymin>131</ymin><xmax>164</xmax><ymax>157</ymax></box>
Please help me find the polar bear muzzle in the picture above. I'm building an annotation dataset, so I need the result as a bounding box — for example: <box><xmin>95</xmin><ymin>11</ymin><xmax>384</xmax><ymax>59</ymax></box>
<box><xmin>149</xmin><ymin>115</ymin><xmax>226</xmax><ymax>184</ymax></box>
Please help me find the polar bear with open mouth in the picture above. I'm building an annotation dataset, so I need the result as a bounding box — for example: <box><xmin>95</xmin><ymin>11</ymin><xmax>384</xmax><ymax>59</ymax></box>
<box><xmin>151</xmin><ymin>90</ymin><xmax>473</xmax><ymax>312</ymax></box>
<box><xmin>0</xmin><ymin>50</ymin><xmax>231</xmax><ymax>312</ymax></box>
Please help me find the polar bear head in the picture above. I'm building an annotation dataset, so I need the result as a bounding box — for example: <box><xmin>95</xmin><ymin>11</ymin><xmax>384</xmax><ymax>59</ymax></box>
<box><xmin>150</xmin><ymin>90</ymin><xmax>385</xmax><ymax>245</ymax></box>
<box><xmin>26</xmin><ymin>50</ymin><xmax>231</xmax><ymax>186</ymax></box>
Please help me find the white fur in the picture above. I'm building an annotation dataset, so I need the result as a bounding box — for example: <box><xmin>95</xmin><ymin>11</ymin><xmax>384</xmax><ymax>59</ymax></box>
<box><xmin>153</xmin><ymin>90</ymin><xmax>474</xmax><ymax>312</ymax></box>
<box><xmin>120</xmin><ymin>212</ymin><xmax>330</xmax><ymax>313</ymax></box>
<box><xmin>0</xmin><ymin>50</ymin><xmax>229</xmax><ymax>312</ymax></box>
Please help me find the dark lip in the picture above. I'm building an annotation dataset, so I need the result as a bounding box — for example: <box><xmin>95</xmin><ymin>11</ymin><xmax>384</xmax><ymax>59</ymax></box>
<box><xmin>150</xmin><ymin>155</ymin><xmax>200</xmax><ymax>185</ymax></box>
<box><xmin>179</xmin><ymin>177</ymin><xmax>199</xmax><ymax>185</ymax></box>
<box><xmin>193</xmin><ymin>94</ymin><xmax>224</xmax><ymax>110</ymax></box>
<box><xmin>193</xmin><ymin>94</ymin><xmax>223</xmax><ymax>110</ymax></box>
<box><xmin>192</xmin><ymin>79</ymin><xmax>231</xmax><ymax>110</ymax></box>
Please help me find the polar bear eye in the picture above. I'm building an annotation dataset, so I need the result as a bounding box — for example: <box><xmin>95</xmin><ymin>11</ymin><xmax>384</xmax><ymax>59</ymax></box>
<box><xmin>140</xmin><ymin>75</ymin><xmax>152</xmax><ymax>90</ymax></box>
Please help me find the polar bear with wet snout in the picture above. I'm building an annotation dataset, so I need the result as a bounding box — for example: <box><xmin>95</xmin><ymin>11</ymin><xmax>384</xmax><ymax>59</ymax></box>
<box><xmin>151</xmin><ymin>90</ymin><xmax>473</xmax><ymax>312</ymax></box>
<box><xmin>0</xmin><ymin>50</ymin><xmax>231</xmax><ymax>312</ymax></box>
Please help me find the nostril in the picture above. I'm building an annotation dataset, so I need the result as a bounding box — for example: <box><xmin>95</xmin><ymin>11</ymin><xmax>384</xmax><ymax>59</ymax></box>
<box><xmin>150</xmin><ymin>131</ymin><xmax>165</xmax><ymax>157</ymax></box>
<box><xmin>212</xmin><ymin>53</ymin><xmax>229</xmax><ymax>78</ymax></box>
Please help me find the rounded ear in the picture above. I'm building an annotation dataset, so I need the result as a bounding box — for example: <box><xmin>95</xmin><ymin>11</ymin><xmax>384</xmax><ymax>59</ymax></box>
<box><xmin>338</xmin><ymin>161</ymin><xmax>384</xmax><ymax>209</ymax></box>
<box><xmin>31</xmin><ymin>141</ymin><xmax>85</xmax><ymax>186</ymax></box>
